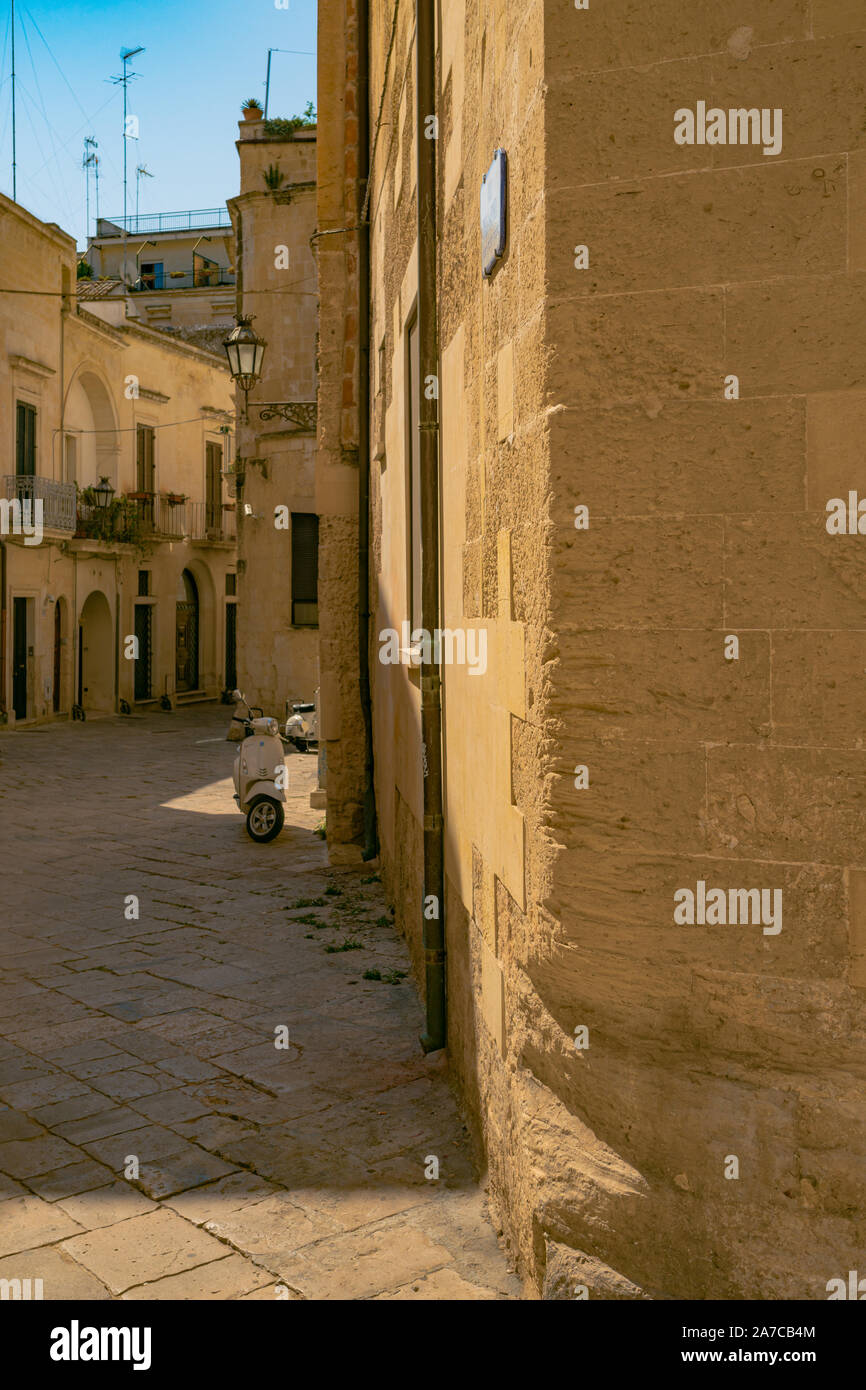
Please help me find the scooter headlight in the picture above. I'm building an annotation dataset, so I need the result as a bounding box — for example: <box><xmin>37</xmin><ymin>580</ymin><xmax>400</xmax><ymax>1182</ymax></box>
<box><xmin>265</xmin><ymin>718</ymin><xmax>279</xmax><ymax>737</ymax></box>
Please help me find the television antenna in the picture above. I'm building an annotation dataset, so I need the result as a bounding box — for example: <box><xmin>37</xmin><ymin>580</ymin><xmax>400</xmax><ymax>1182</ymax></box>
<box><xmin>110</xmin><ymin>46</ymin><xmax>145</xmax><ymax>283</ymax></box>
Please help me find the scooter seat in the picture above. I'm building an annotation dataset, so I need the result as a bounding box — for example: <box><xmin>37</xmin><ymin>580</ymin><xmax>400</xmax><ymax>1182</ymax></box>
<box><xmin>292</xmin><ymin>702</ymin><xmax>316</xmax><ymax>713</ymax></box>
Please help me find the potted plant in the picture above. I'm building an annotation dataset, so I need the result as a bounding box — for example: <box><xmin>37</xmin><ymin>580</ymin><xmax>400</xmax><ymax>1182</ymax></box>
<box><xmin>164</xmin><ymin>492</ymin><xmax>187</xmax><ymax>506</ymax></box>
<box><xmin>242</xmin><ymin>98</ymin><xmax>263</xmax><ymax>122</ymax></box>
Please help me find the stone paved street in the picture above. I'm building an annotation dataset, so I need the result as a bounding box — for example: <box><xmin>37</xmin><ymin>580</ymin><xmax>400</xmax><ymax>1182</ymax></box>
<box><xmin>0</xmin><ymin>706</ymin><xmax>521</xmax><ymax>1300</ymax></box>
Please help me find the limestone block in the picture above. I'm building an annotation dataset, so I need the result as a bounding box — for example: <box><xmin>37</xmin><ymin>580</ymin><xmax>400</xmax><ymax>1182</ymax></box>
<box><xmin>547</xmin><ymin>290</ymin><xmax>724</xmax><ymax>407</ymax></box>
<box><xmin>725</xmin><ymin>274</ymin><xmax>866</xmax><ymax>397</ymax></box>
<box><xmin>724</xmin><ymin>514</ymin><xmax>866</xmax><ymax>629</ymax></box>
<box><xmin>554</xmin><ymin>517</ymin><xmax>723</xmax><ymax>630</ymax></box>
<box><xmin>477</xmin><ymin>926</ymin><xmax>506</xmax><ymax>1056</ymax></box>
<box><xmin>546</xmin><ymin>58</ymin><xmax>713</xmax><ymax>186</ymax></box>
<box><xmin>771</xmin><ymin>631</ymin><xmax>866</xmax><ymax>749</ymax></box>
<box><xmin>554</xmin><ymin>629</ymin><xmax>771</xmax><ymax>745</ymax></box>
<box><xmin>542</xmin><ymin>1238</ymin><xmax>650</xmax><ymax>1300</ymax></box>
<box><xmin>711</xmin><ymin>35</ymin><xmax>866</xmax><ymax>168</ymax></box>
<box><xmin>552</xmin><ymin>738</ymin><xmax>706</xmax><ymax>856</ymax></box>
<box><xmin>806</xmin><ymin>389</ymin><xmax>866</xmax><ymax>507</ymax></box>
<box><xmin>546</xmin><ymin>159</ymin><xmax>845</xmax><ymax>296</ymax></box>
<box><xmin>707</xmin><ymin>745</ymin><xmax>866</xmax><ymax>866</ymax></box>
<box><xmin>550</xmin><ymin>399</ymin><xmax>805</xmax><ymax>519</ymax></box>
<box><xmin>847</xmin><ymin>869</ymin><xmax>866</xmax><ymax>989</ymax></box>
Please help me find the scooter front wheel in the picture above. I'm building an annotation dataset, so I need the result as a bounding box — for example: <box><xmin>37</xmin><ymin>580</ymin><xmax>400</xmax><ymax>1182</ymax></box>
<box><xmin>245</xmin><ymin>796</ymin><xmax>285</xmax><ymax>843</ymax></box>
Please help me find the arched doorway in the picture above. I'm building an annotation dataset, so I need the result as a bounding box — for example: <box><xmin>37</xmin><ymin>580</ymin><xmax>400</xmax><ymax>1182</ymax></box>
<box><xmin>176</xmin><ymin>569</ymin><xmax>199</xmax><ymax>692</ymax></box>
<box><xmin>79</xmin><ymin>591</ymin><xmax>113</xmax><ymax>712</ymax></box>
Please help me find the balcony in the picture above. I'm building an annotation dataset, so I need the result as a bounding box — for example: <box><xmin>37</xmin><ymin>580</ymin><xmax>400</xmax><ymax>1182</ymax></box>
<box><xmin>187</xmin><ymin>501</ymin><xmax>237</xmax><ymax>543</ymax></box>
<box><xmin>75</xmin><ymin>493</ymin><xmax>236</xmax><ymax>545</ymax></box>
<box><xmin>2</xmin><ymin>475</ymin><xmax>76</xmax><ymax>533</ymax></box>
<box><xmin>97</xmin><ymin>209</ymin><xmax>231</xmax><ymax>236</ymax></box>
<box><xmin>131</xmin><ymin>267</ymin><xmax>236</xmax><ymax>292</ymax></box>
<box><xmin>75</xmin><ymin>495</ymin><xmax>147</xmax><ymax>544</ymax></box>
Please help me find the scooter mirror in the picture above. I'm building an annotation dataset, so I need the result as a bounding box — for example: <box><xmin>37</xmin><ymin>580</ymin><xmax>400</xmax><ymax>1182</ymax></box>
<box><xmin>232</xmin><ymin>690</ymin><xmax>244</xmax><ymax>702</ymax></box>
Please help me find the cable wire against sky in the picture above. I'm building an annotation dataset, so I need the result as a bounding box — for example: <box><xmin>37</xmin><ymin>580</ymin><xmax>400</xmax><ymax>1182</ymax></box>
<box><xmin>264</xmin><ymin>48</ymin><xmax>315</xmax><ymax>118</ymax></box>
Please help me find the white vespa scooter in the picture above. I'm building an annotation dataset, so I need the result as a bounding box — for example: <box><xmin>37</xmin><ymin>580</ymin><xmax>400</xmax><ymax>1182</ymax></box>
<box><xmin>284</xmin><ymin>692</ymin><xmax>319</xmax><ymax>752</ymax></box>
<box><xmin>230</xmin><ymin>691</ymin><xmax>287</xmax><ymax>842</ymax></box>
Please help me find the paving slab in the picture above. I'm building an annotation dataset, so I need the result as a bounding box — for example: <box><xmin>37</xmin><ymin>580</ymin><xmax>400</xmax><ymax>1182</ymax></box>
<box><xmin>0</xmin><ymin>1245</ymin><xmax>111</xmax><ymax>1300</ymax></box>
<box><xmin>60</xmin><ymin>1207</ymin><xmax>230</xmax><ymax>1296</ymax></box>
<box><xmin>0</xmin><ymin>1195</ymin><xmax>84</xmax><ymax>1258</ymax></box>
<box><xmin>267</xmin><ymin>1220</ymin><xmax>456</xmax><ymax>1299</ymax></box>
<box><xmin>120</xmin><ymin>1252</ymin><xmax>274</xmax><ymax>1301</ymax></box>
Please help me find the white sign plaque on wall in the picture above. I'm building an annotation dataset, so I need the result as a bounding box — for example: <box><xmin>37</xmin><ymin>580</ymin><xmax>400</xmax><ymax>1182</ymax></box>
<box><xmin>481</xmin><ymin>148</ymin><xmax>508</xmax><ymax>278</ymax></box>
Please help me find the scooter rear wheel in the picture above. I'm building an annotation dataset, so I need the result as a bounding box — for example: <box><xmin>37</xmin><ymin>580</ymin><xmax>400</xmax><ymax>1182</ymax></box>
<box><xmin>245</xmin><ymin>795</ymin><xmax>285</xmax><ymax>843</ymax></box>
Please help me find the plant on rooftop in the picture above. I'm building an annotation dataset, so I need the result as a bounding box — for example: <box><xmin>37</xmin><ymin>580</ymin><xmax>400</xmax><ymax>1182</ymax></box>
<box><xmin>264</xmin><ymin>102</ymin><xmax>317</xmax><ymax>139</ymax></box>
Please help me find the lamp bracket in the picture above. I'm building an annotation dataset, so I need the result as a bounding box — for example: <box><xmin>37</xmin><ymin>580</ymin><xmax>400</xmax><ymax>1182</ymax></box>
<box><xmin>256</xmin><ymin>402</ymin><xmax>318</xmax><ymax>432</ymax></box>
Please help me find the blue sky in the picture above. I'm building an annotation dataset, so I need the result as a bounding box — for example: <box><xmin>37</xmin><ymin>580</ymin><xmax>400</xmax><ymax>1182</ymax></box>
<box><xmin>0</xmin><ymin>0</ymin><xmax>317</xmax><ymax>249</ymax></box>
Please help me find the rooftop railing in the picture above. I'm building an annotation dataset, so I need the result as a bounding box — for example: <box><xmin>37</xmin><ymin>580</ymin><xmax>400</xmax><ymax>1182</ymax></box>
<box><xmin>96</xmin><ymin>208</ymin><xmax>232</xmax><ymax>237</ymax></box>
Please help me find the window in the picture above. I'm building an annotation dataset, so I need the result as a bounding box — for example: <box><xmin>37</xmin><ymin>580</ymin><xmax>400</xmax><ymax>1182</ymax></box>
<box><xmin>291</xmin><ymin>513</ymin><xmax>319</xmax><ymax>626</ymax></box>
<box><xmin>139</xmin><ymin>262</ymin><xmax>164</xmax><ymax>290</ymax></box>
<box><xmin>136</xmin><ymin>425</ymin><xmax>155</xmax><ymax>529</ymax></box>
<box><xmin>16</xmin><ymin>402</ymin><xmax>37</xmax><ymax>477</ymax></box>
<box><xmin>138</xmin><ymin>570</ymin><xmax>150</xmax><ymax>596</ymax></box>
<box><xmin>225</xmin><ymin>572</ymin><xmax>237</xmax><ymax>596</ymax></box>
<box><xmin>406</xmin><ymin>316</ymin><xmax>422</xmax><ymax>634</ymax></box>
<box><xmin>136</xmin><ymin>425</ymin><xmax>155</xmax><ymax>492</ymax></box>
<box><xmin>206</xmin><ymin>441</ymin><xmax>222</xmax><ymax>531</ymax></box>
<box><xmin>63</xmin><ymin>435</ymin><xmax>77</xmax><ymax>484</ymax></box>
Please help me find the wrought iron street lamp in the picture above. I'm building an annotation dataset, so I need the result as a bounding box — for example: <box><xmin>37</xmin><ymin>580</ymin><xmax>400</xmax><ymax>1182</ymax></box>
<box><xmin>223</xmin><ymin>313</ymin><xmax>317</xmax><ymax>433</ymax></box>
<box><xmin>93</xmin><ymin>476</ymin><xmax>115</xmax><ymax>510</ymax></box>
<box><xmin>223</xmin><ymin>314</ymin><xmax>267</xmax><ymax>417</ymax></box>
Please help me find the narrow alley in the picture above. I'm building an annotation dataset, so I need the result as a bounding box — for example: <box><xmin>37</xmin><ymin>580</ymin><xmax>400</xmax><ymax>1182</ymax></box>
<box><xmin>0</xmin><ymin>707</ymin><xmax>521</xmax><ymax>1300</ymax></box>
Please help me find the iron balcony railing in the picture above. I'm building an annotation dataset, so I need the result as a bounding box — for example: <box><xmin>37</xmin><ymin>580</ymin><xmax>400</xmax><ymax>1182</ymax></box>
<box><xmin>131</xmin><ymin>267</ymin><xmax>236</xmax><ymax>292</ymax></box>
<box><xmin>187</xmin><ymin>500</ymin><xmax>237</xmax><ymax>542</ymax></box>
<box><xmin>98</xmin><ymin>208</ymin><xmax>231</xmax><ymax>236</ymax></box>
<box><xmin>75</xmin><ymin>494</ymin><xmax>236</xmax><ymax>545</ymax></box>
<box><xmin>3</xmin><ymin>475</ymin><xmax>76</xmax><ymax>533</ymax></box>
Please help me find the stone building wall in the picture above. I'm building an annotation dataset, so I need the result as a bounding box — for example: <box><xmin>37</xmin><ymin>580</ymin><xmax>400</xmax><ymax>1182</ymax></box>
<box><xmin>315</xmin><ymin>0</ymin><xmax>369</xmax><ymax>849</ymax></box>
<box><xmin>532</xmin><ymin>1</ymin><xmax>866</xmax><ymax>1299</ymax></box>
<box><xmin>230</xmin><ymin>126</ymin><xmax>320</xmax><ymax>719</ymax></box>
<box><xmin>318</xmin><ymin>0</ymin><xmax>866</xmax><ymax>1299</ymax></box>
<box><xmin>359</xmin><ymin>0</ymin><xmax>553</xmax><ymax>1282</ymax></box>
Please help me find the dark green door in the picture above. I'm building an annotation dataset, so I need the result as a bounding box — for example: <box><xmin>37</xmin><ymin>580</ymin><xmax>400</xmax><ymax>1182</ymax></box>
<box><xmin>12</xmin><ymin>598</ymin><xmax>27</xmax><ymax>719</ymax></box>
<box><xmin>134</xmin><ymin>604</ymin><xmax>152</xmax><ymax>701</ymax></box>
<box><xmin>225</xmin><ymin>602</ymin><xmax>237</xmax><ymax>689</ymax></box>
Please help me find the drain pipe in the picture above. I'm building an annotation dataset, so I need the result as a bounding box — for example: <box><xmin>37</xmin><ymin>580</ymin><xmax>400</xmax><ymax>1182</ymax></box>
<box><xmin>358</xmin><ymin>0</ymin><xmax>378</xmax><ymax>862</ymax></box>
<box><xmin>416</xmin><ymin>0</ymin><xmax>446</xmax><ymax>1053</ymax></box>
